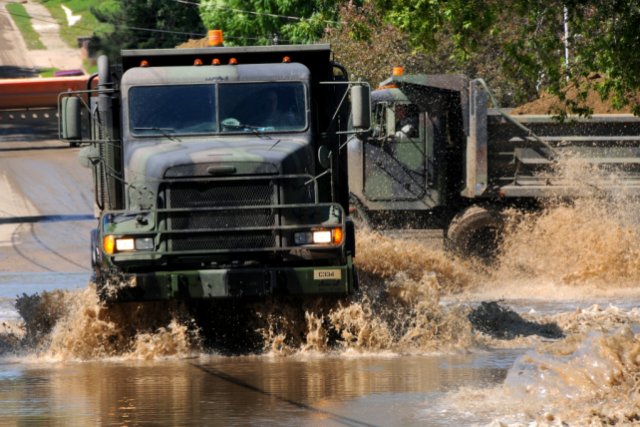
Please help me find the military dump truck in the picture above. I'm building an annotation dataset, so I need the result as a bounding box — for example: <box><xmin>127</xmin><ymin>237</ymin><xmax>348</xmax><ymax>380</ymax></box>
<box><xmin>59</xmin><ymin>39</ymin><xmax>369</xmax><ymax>302</ymax></box>
<box><xmin>347</xmin><ymin>69</ymin><xmax>640</xmax><ymax>257</ymax></box>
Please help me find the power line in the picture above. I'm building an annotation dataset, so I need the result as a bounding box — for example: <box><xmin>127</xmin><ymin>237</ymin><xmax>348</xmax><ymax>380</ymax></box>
<box><xmin>0</xmin><ymin>8</ymin><xmax>305</xmax><ymax>44</ymax></box>
<box><xmin>171</xmin><ymin>0</ymin><xmax>343</xmax><ymax>24</ymax></box>
<box><xmin>0</xmin><ymin>9</ymin><xmax>206</xmax><ymax>37</ymax></box>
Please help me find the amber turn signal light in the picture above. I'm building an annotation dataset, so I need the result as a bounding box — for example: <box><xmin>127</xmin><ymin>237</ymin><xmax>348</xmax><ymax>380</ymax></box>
<box><xmin>333</xmin><ymin>228</ymin><xmax>344</xmax><ymax>245</ymax></box>
<box><xmin>103</xmin><ymin>235</ymin><xmax>115</xmax><ymax>255</ymax></box>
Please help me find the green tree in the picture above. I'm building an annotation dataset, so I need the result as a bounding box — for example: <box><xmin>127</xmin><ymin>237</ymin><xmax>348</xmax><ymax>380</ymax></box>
<box><xmin>379</xmin><ymin>0</ymin><xmax>640</xmax><ymax>116</ymax></box>
<box><xmin>198</xmin><ymin>0</ymin><xmax>348</xmax><ymax>45</ymax></box>
<box><xmin>323</xmin><ymin>2</ymin><xmax>538</xmax><ymax>107</ymax></box>
<box><xmin>91</xmin><ymin>0</ymin><xmax>206</xmax><ymax>60</ymax></box>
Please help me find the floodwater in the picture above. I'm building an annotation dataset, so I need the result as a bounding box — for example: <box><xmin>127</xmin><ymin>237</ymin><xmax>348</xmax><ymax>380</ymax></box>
<box><xmin>0</xmin><ymin>350</ymin><xmax>523</xmax><ymax>426</ymax></box>
<box><xmin>0</xmin><ymin>270</ymin><xmax>639</xmax><ymax>425</ymax></box>
<box><xmin>1</xmin><ymin>218</ymin><xmax>640</xmax><ymax>426</ymax></box>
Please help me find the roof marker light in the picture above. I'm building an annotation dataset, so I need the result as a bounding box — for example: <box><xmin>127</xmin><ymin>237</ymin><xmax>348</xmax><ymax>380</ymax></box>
<box><xmin>140</xmin><ymin>60</ymin><xmax>149</xmax><ymax>67</ymax></box>
<box><xmin>229</xmin><ymin>58</ymin><xmax>238</xmax><ymax>65</ymax></box>
<box><xmin>209</xmin><ymin>30</ymin><xmax>224</xmax><ymax>46</ymax></box>
<box><xmin>212</xmin><ymin>58</ymin><xmax>220</xmax><ymax>65</ymax></box>
<box><xmin>283</xmin><ymin>56</ymin><xmax>291</xmax><ymax>63</ymax></box>
<box><xmin>194</xmin><ymin>58</ymin><xmax>203</xmax><ymax>66</ymax></box>
<box><xmin>393</xmin><ymin>67</ymin><xmax>404</xmax><ymax>76</ymax></box>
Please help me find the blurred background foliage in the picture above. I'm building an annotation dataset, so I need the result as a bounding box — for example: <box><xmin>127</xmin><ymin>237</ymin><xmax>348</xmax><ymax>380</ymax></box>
<box><xmin>87</xmin><ymin>0</ymin><xmax>640</xmax><ymax>112</ymax></box>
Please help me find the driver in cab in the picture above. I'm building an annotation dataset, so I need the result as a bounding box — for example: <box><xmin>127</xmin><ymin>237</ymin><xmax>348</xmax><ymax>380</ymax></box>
<box><xmin>258</xmin><ymin>89</ymin><xmax>296</xmax><ymax>129</ymax></box>
<box><xmin>394</xmin><ymin>105</ymin><xmax>419</xmax><ymax>139</ymax></box>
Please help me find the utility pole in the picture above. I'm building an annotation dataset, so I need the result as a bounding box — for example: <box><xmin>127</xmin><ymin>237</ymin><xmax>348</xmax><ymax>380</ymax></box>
<box><xmin>564</xmin><ymin>6</ymin><xmax>569</xmax><ymax>81</ymax></box>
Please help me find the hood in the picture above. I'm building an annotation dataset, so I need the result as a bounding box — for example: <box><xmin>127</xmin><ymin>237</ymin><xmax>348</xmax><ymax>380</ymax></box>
<box><xmin>124</xmin><ymin>138</ymin><xmax>313</xmax><ymax>183</ymax></box>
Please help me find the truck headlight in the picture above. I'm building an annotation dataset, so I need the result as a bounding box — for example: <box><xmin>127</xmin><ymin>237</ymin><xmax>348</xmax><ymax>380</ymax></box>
<box><xmin>135</xmin><ymin>237</ymin><xmax>154</xmax><ymax>250</ymax></box>
<box><xmin>115</xmin><ymin>238</ymin><xmax>135</xmax><ymax>251</ymax></box>
<box><xmin>294</xmin><ymin>229</ymin><xmax>343</xmax><ymax>245</ymax></box>
<box><xmin>312</xmin><ymin>230</ymin><xmax>332</xmax><ymax>243</ymax></box>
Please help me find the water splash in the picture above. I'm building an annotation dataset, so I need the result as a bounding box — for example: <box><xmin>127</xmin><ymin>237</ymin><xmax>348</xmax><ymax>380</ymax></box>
<box><xmin>251</xmin><ymin>272</ymin><xmax>476</xmax><ymax>356</ymax></box>
<box><xmin>2</xmin><ymin>285</ymin><xmax>201</xmax><ymax>360</ymax></box>
<box><xmin>489</xmin><ymin>156</ymin><xmax>640</xmax><ymax>296</ymax></box>
<box><xmin>442</xmin><ymin>326</ymin><xmax>640</xmax><ymax>426</ymax></box>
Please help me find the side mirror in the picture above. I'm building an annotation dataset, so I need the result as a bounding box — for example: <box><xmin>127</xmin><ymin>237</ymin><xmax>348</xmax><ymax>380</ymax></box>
<box><xmin>61</xmin><ymin>96</ymin><xmax>82</xmax><ymax>141</ymax></box>
<box><xmin>351</xmin><ymin>85</ymin><xmax>371</xmax><ymax>131</ymax></box>
<box><xmin>318</xmin><ymin>145</ymin><xmax>331</xmax><ymax>169</ymax></box>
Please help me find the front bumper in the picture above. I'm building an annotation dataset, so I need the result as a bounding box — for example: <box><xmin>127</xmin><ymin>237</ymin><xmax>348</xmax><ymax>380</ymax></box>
<box><xmin>99</xmin><ymin>262</ymin><xmax>355</xmax><ymax>303</ymax></box>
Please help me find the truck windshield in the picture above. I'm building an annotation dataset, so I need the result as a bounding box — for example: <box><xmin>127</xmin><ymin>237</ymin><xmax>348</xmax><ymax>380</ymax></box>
<box><xmin>129</xmin><ymin>85</ymin><xmax>217</xmax><ymax>136</ymax></box>
<box><xmin>219</xmin><ymin>82</ymin><xmax>306</xmax><ymax>132</ymax></box>
<box><xmin>129</xmin><ymin>82</ymin><xmax>307</xmax><ymax>136</ymax></box>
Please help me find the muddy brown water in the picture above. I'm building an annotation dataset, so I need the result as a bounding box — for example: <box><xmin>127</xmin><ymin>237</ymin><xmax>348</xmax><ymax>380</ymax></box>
<box><xmin>0</xmin><ymin>351</ymin><xmax>522</xmax><ymax>426</ymax></box>
<box><xmin>1</xmin><ymin>274</ymin><xmax>639</xmax><ymax>426</ymax></box>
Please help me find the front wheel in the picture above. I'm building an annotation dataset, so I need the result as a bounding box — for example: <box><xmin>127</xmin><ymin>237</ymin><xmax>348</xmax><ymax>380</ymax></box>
<box><xmin>446</xmin><ymin>205</ymin><xmax>505</xmax><ymax>261</ymax></box>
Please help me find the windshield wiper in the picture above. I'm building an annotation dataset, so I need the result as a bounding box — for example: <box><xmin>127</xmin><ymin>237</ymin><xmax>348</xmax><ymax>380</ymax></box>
<box><xmin>134</xmin><ymin>127</ymin><xmax>180</xmax><ymax>142</ymax></box>
<box><xmin>223</xmin><ymin>123</ymin><xmax>271</xmax><ymax>140</ymax></box>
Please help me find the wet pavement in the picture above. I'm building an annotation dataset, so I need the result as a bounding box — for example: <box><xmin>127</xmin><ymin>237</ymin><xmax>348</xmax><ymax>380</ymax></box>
<box><xmin>0</xmin><ymin>113</ymin><xmax>94</xmax><ymax>274</ymax></box>
<box><xmin>0</xmin><ymin>6</ymin><xmax>36</xmax><ymax>79</ymax></box>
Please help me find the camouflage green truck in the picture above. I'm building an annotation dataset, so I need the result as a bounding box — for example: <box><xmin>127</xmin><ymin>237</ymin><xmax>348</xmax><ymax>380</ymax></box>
<box><xmin>347</xmin><ymin>70</ymin><xmax>640</xmax><ymax>257</ymax></box>
<box><xmin>59</xmin><ymin>43</ymin><xmax>369</xmax><ymax>302</ymax></box>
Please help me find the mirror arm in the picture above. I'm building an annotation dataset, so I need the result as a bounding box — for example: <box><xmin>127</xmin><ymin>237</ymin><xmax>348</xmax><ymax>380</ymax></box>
<box><xmin>304</xmin><ymin>167</ymin><xmax>331</xmax><ymax>186</ymax></box>
<box><xmin>319</xmin><ymin>81</ymin><xmax>371</xmax><ymax>135</ymax></box>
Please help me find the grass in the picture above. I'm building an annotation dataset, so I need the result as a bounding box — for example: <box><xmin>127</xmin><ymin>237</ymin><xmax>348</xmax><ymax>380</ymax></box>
<box><xmin>5</xmin><ymin>3</ymin><xmax>46</xmax><ymax>50</ymax></box>
<box><xmin>37</xmin><ymin>0</ymin><xmax>115</xmax><ymax>49</ymax></box>
<box><xmin>38</xmin><ymin>67</ymin><xmax>60</xmax><ymax>77</ymax></box>
<box><xmin>83</xmin><ymin>59</ymin><xmax>97</xmax><ymax>75</ymax></box>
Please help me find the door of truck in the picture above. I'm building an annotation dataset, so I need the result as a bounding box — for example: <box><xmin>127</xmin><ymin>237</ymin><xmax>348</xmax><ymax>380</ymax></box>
<box><xmin>363</xmin><ymin>102</ymin><xmax>428</xmax><ymax>201</ymax></box>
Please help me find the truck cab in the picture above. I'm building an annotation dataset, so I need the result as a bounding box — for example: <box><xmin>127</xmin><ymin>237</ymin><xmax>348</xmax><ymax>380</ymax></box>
<box><xmin>347</xmin><ymin>70</ymin><xmax>468</xmax><ymax>230</ymax></box>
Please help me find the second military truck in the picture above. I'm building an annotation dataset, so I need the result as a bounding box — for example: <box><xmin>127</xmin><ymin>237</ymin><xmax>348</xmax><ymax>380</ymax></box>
<box><xmin>348</xmin><ymin>69</ymin><xmax>640</xmax><ymax>257</ymax></box>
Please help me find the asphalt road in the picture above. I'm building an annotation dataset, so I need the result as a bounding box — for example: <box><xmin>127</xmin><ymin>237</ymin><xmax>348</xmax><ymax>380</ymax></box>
<box><xmin>0</xmin><ymin>112</ymin><xmax>94</xmax><ymax>273</ymax></box>
<box><xmin>0</xmin><ymin>5</ymin><xmax>37</xmax><ymax>78</ymax></box>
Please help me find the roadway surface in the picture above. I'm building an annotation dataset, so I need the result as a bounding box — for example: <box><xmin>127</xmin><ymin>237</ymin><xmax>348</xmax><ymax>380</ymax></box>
<box><xmin>0</xmin><ymin>4</ymin><xmax>36</xmax><ymax>78</ymax></box>
<box><xmin>0</xmin><ymin>112</ymin><xmax>93</xmax><ymax>273</ymax></box>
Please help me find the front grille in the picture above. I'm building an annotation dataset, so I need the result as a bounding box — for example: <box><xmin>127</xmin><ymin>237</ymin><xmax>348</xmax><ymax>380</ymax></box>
<box><xmin>172</xmin><ymin>232</ymin><xmax>276</xmax><ymax>251</ymax></box>
<box><xmin>167</xmin><ymin>180</ymin><xmax>277</xmax><ymax>251</ymax></box>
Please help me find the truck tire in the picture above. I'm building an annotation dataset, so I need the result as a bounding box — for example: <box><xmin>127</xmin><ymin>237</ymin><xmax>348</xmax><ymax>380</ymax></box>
<box><xmin>446</xmin><ymin>205</ymin><xmax>504</xmax><ymax>261</ymax></box>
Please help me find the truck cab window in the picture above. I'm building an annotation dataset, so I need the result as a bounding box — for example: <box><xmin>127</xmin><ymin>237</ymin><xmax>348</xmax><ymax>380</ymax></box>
<box><xmin>129</xmin><ymin>85</ymin><xmax>217</xmax><ymax>136</ymax></box>
<box><xmin>372</xmin><ymin>102</ymin><xmax>387</xmax><ymax>138</ymax></box>
<box><xmin>218</xmin><ymin>82</ymin><xmax>307</xmax><ymax>132</ymax></box>
<box><xmin>393</xmin><ymin>104</ymin><xmax>419</xmax><ymax>139</ymax></box>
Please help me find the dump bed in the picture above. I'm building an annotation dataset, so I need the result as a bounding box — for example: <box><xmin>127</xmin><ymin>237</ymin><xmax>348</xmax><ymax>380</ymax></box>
<box><xmin>465</xmin><ymin>80</ymin><xmax>640</xmax><ymax>198</ymax></box>
<box><xmin>364</xmin><ymin>74</ymin><xmax>640</xmax><ymax>201</ymax></box>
